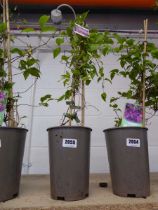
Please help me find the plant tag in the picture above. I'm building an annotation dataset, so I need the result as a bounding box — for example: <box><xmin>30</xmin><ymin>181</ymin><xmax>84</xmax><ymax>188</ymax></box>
<box><xmin>126</xmin><ymin>138</ymin><xmax>140</xmax><ymax>148</ymax></box>
<box><xmin>121</xmin><ymin>103</ymin><xmax>143</xmax><ymax>127</ymax></box>
<box><xmin>0</xmin><ymin>139</ymin><xmax>1</xmax><ymax>148</ymax></box>
<box><xmin>74</xmin><ymin>24</ymin><xmax>89</xmax><ymax>37</ymax></box>
<box><xmin>62</xmin><ymin>138</ymin><xmax>77</xmax><ymax>148</ymax></box>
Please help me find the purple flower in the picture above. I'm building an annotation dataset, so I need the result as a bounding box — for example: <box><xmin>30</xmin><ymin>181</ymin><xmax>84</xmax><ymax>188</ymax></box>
<box><xmin>0</xmin><ymin>104</ymin><xmax>5</xmax><ymax>112</ymax></box>
<box><xmin>124</xmin><ymin>103</ymin><xmax>143</xmax><ymax>123</ymax></box>
<box><xmin>0</xmin><ymin>92</ymin><xmax>5</xmax><ymax>100</ymax></box>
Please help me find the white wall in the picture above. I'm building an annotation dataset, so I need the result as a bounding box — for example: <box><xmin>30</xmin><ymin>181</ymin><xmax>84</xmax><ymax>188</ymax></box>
<box><xmin>12</xmin><ymin>34</ymin><xmax>158</xmax><ymax>174</ymax></box>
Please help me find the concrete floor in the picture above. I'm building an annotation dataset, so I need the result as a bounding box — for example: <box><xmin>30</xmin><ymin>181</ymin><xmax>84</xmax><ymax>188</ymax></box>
<box><xmin>1</xmin><ymin>174</ymin><xmax>158</xmax><ymax>210</ymax></box>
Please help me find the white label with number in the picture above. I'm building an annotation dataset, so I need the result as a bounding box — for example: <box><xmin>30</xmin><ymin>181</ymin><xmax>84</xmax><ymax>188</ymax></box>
<box><xmin>62</xmin><ymin>138</ymin><xmax>77</xmax><ymax>148</ymax></box>
<box><xmin>126</xmin><ymin>138</ymin><xmax>140</xmax><ymax>148</ymax></box>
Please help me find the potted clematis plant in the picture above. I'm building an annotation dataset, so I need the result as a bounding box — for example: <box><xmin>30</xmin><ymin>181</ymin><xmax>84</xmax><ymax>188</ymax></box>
<box><xmin>0</xmin><ymin>1</ymin><xmax>56</xmax><ymax>202</ymax></box>
<box><xmin>104</xmin><ymin>19</ymin><xmax>158</xmax><ymax>198</ymax></box>
<box><xmin>42</xmin><ymin>12</ymin><xmax>113</xmax><ymax>201</ymax></box>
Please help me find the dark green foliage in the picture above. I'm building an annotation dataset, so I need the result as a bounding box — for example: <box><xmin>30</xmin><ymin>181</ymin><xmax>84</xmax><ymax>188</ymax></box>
<box><xmin>40</xmin><ymin>94</ymin><xmax>53</xmax><ymax>107</ymax></box>
<box><xmin>101</xmin><ymin>92</ymin><xmax>107</xmax><ymax>102</ymax></box>
<box><xmin>0</xmin><ymin>15</ymin><xmax>56</xmax><ymax>126</ymax></box>
<box><xmin>19</xmin><ymin>57</ymin><xmax>40</xmax><ymax>79</ymax></box>
<box><xmin>110</xmin><ymin>34</ymin><xmax>158</xmax><ymax>126</ymax></box>
<box><xmin>52</xmin><ymin>12</ymin><xmax>113</xmax><ymax>124</ymax></box>
<box><xmin>53</xmin><ymin>47</ymin><xmax>61</xmax><ymax>58</ymax></box>
<box><xmin>39</xmin><ymin>15</ymin><xmax>56</xmax><ymax>32</ymax></box>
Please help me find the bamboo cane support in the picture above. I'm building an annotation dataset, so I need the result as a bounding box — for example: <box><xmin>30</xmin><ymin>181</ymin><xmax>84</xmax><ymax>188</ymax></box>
<box><xmin>142</xmin><ymin>19</ymin><xmax>148</xmax><ymax>127</ymax></box>
<box><xmin>3</xmin><ymin>0</ymin><xmax>15</xmax><ymax>127</ymax></box>
<box><xmin>81</xmin><ymin>80</ymin><xmax>85</xmax><ymax>126</ymax></box>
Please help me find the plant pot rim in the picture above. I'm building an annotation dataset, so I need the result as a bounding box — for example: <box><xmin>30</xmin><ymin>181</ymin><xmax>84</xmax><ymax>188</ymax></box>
<box><xmin>103</xmin><ymin>126</ymin><xmax>148</xmax><ymax>132</ymax></box>
<box><xmin>0</xmin><ymin>126</ymin><xmax>28</xmax><ymax>132</ymax></box>
<box><xmin>47</xmin><ymin>125</ymin><xmax>92</xmax><ymax>131</ymax></box>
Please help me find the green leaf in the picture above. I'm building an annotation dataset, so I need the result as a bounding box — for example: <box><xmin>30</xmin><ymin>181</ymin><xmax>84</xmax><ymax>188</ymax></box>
<box><xmin>19</xmin><ymin>60</ymin><xmax>26</xmax><ymax>69</ymax></box>
<box><xmin>99</xmin><ymin>67</ymin><xmax>104</xmax><ymax>77</ymax></box>
<box><xmin>151</xmin><ymin>49</ymin><xmax>158</xmax><ymax>59</ymax></box>
<box><xmin>119</xmin><ymin>71</ymin><xmax>128</xmax><ymax>77</ymax></box>
<box><xmin>79</xmin><ymin>11</ymin><xmax>89</xmax><ymax>21</ymax></box>
<box><xmin>85</xmin><ymin>80</ymin><xmax>91</xmax><ymax>85</ymax></box>
<box><xmin>118</xmin><ymin>90</ymin><xmax>133</xmax><ymax>99</ymax></box>
<box><xmin>40</xmin><ymin>94</ymin><xmax>52</xmax><ymax>103</ymax></box>
<box><xmin>11</xmin><ymin>48</ymin><xmax>25</xmax><ymax>56</ymax></box>
<box><xmin>0</xmin><ymin>69</ymin><xmax>7</xmax><ymax>77</ymax></box>
<box><xmin>120</xmin><ymin>59</ymin><xmax>126</xmax><ymax>68</ymax></box>
<box><xmin>97</xmin><ymin>77</ymin><xmax>101</xmax><ymax>82</ymax></box>
<box><xmin>102</xmin><ymin>46</ymin><xmax>111</xmax><ymax>56</ymax></box>
<box><xmin>110</xmin><ymin>97</ymin><xmax>119</xmax><ymax>103</ymax></box>
<box><xmin>95</xmin><ymin>33</ymin><xmax>105</xmax><ymax>43</ymax></box>
<box><xmin>27</xmin><ymin>58</ymin><xmax>39</xmax><ymax>66</ymax></box>
<box><xmin>0</xmin><ymin>49</ymin><xmax>3</xmax><ymax>56</ymax></box>
<box><xmin>39</xmin><ymin>15</ymin><xmax>50</xmax><ymax>27</ymax></box>
<box><xmin>4</xmin><ymin>82</ymin><xmax>14</xmax><ymax>90</ymax></box>
<box><xmin>72</xmin><ymin>69</ymin><xmax>80</xmax><ymax>76</ymax></box>
<box><xmin>56</xmin><ymin>38</ymin><xmax>64</xmax><ymax>46</ymax></box>
<box><xmin>101</xmin><ymin>92</ymin><xmax>107</xmax><ymax>102</ymax></box>
<box><xmin>53</xmin><ymin>48</ymin><xmax>61</xmax><ymax>58</ymax></box>
<box><xmin>23</xmin><ymin>71</ymin><xmax>29</xmax><ymax>80</ymax></box>
<box><xmin>38</xmin><ymin>15</ymin><xmax>56</xmax><ymax>32</ymax></box>
<box><xmin>0</xmin><ymin>23</ymin><xmax>7</xmax><ymax>33</ymax></box>
<box><xmin>115</xmin><ymin>118</ymin><xmax>122</xmax><ymax>127</ymax></box>
<box><xmin>65</xmin><ymin>90</ymin><xmax>72</xmax><ymax>99</ymax></box>
<box><xmin>23</xmin><ymin>67</ymin><xmax>40</xmax><ymax>79</ymax></box>
<box><xmin>111</xmin><ymin>104</ymin><xmax>118</xmax><ymax>108</ymax></box>
<box><xmin>126</xmin><ymin>39</ymin><xmax>134</xmax><ymax>46</ymax></box>
<box><xmin>40</xmin><ymin>94</ymin><xmax>53</xmax><ymax>106</ymax></box>
<box><xmin>110</xmin><ymin>69</ymin><xmax>119</xmax><ymax>80</ymax></box>
<box><xmin>104</xmin><ymin>78</ymin><xmax>112</xmax><ymax>84</ymax></box>
<box><xmin>105</xmin><ymin>37</ymin><xmax>114</xmax><ymax>45</ymax></box>
<box><xmin>41</xmin><ymin>26</ymin><xmax>56</xmax><ymax>32</ymax></box>
<box><xmin>61</xmin><ymin>55</ymin><xmax>69</xmax><ymax>61</ymax></box>
<box><xmin>89</xmin><ymin>44</ymin><xmax>100</xmax><ymax>52</ymax></box>
<box><xmin>62</xmin><ymin>71</ymin><xmax>70</xmax><ymax>79</ymax></box>
<box><xmin>57</xmin><ymin>94</ymin><xmax>65</xmax><ymax>102</ymax></box>
<box><xmin>22</xmin><ymin>28</ymin><xmax>35</xmax><ymax>32</ymax></box>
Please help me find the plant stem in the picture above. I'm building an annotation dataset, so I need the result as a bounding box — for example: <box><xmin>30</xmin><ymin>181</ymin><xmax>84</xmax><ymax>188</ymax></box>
<box><xmin>2</xmin><ymin>1</ymin><xmax>6</xmax><ymax>89</ymax></box>
<box><xmin>68</xmin><ymin>77</ymin><xmax>75</xmax><ymax>126</ymax></box>
<box><xmin>81</xmin><ymin>80</ymin><xmax>85</xmax><ymax>126</ymax></box>
<box><xmin>69</xmin><ymin>103</ymin><xmax>72</xmax><ymax>126</ymax></box>
<box><xmin>142</xmin><ymin>19</ymin><xmax>148</xmax><ymax>127</ymax></box>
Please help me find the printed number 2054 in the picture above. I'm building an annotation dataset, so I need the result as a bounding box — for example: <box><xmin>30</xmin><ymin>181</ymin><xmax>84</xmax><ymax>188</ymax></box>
<box><xmin>126</xmin><ymin>138</ymin><xmax>140</xmax><ymax>147</ymax></box>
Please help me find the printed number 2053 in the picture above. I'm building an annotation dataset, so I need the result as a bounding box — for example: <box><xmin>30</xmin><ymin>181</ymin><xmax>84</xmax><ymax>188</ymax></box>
<box><xmin>62</xmin><ymin>138</ymin><xmax>77</xmax><ymax>148</ymax></box>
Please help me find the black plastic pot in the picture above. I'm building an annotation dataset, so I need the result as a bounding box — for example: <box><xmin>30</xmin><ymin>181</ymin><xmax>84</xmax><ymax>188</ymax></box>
<box><xmin>0</xmin><ymin>127</ymin><xmax>27</xmax><ymax>202</ymax></box>
<box><xmin>103</xmin><ymin>127</ymin><xmax>150</xmax><ymax>198</ymax></box>
<box><xmin>47</xmin><ymin>126</ymin><xmax>92</xmax><ymax>201</ymax></box>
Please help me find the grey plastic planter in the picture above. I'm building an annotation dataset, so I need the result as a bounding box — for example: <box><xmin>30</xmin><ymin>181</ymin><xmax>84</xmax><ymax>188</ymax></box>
<box><xmin>47</xmin><ymin>126</ymin><xmax>92</xmax><ymax>201</ymax></box>
<box><xmin>0</xmin><ymin>127</ymin><xmax>27</xmax><ymax>202</ymax></box>
<box><xmin>103</xmin><ymin>127</ymin><xmax>150</xmax><ymax>198</ymax></box>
